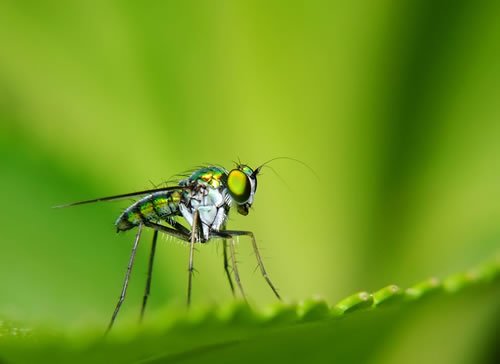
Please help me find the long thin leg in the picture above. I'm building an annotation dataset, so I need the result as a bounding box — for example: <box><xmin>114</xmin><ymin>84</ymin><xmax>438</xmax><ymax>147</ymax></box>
<box><xmin>106</xmin><ymin>224</ymin><xmax>143</xmax><ymax>334</ymax></box>
<box><xmin>220</xmin><ymin>230</ymin><xmax>281</xmax><ymax>301</ymax></box>
<box><xmin>187</xmin><ymin>210</ymin><xmax>199</xmax><ymax>306</ymax></box>
<box><xmin>228</xmin><ymin>237</ymin><xmax>246</xmax><ymax>300</ymax></box>
<box><xmin>140</xmin><ymin>229</ymin><xmax>158</xmax><ymax>322</ymax></box>
<box><xmin>222</xmin><ymin>239</ymin><xmax>235</xmax><ymax>296</ymax></box>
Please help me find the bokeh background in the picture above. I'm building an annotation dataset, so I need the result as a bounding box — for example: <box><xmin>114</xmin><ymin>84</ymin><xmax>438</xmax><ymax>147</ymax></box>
<box><xmin>0</xmin><ymin>0</ymin><xmax>499</xmax><ymax>362</ymax></box>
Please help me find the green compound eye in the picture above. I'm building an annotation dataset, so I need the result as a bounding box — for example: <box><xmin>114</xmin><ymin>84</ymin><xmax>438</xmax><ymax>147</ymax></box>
<box><xmin>227</xmin><ymin>169</ymin><xmax>251</xmax><ymax>203</ymax></box>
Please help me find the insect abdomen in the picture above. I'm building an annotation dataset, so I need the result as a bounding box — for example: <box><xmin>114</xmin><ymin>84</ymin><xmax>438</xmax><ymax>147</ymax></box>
<box><xmin>115</xmin><ymin>191</ymin><xmax>182</xmax><ymax>232</ymax></box>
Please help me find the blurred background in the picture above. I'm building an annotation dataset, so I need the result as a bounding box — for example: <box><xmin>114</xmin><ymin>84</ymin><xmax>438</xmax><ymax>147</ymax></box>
<box><xmin>0</xmin><ymin>0</ymin><xmax>499</xmax><ymax>361</ymax></box>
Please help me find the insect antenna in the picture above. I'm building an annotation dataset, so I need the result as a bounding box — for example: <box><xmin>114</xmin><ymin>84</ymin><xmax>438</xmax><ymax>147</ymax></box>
<box><xmin>254</xmin><ymin>156</ymin><xmax>319</xmax><ymax>180</ymax></box>
<box><xmin>259</xmin><ymin>164</ymin><xmax>292</xmax><ymax>191</ymax></box>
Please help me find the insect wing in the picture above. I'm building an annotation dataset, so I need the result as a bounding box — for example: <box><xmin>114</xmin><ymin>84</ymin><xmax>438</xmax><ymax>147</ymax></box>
<box><xmin>53</xmin><ymin>185</ymin><xmax>189</xmax><ymax>208</ymax></box>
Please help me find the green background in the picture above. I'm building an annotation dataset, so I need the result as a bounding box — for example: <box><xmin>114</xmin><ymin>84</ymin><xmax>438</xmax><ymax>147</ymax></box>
<box><xmin>0</xmin><ymin>0</ymin><xmax>499</xmax><ymax>362</ymax></box>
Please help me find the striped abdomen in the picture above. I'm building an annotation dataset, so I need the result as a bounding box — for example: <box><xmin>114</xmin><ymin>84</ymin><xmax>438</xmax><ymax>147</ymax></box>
<box><xmin>115</xmin><ymin>190</ymin><xmax>182</xmax><ymax>232</ymax></box>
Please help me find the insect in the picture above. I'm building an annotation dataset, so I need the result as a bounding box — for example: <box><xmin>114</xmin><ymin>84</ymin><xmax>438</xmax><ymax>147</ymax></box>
<box><xmin>55</xmin><ymin>161</ymin><xmax>283</xmax><ymax>333</ymax></box>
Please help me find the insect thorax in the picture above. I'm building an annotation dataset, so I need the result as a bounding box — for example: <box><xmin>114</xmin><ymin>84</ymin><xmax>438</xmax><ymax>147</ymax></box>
<box><xmin>179</xmin><ymin>167</ymin><xmax>231</xmax><ymax>241</ymax></box>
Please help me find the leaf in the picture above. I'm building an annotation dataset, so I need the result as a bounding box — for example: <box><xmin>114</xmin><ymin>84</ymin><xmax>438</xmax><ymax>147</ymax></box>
<box><xmin>0</xmin><ymin>257</ymin><xmax>498</xmax><ymax>364</ymax></box>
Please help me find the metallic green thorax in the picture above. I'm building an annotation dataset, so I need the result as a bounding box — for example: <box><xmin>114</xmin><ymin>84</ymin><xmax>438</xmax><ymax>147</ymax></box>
<box><xmin>179</xmin><ymin>166</ymin><xmax>226</xmax><ymax>189</ymax></box>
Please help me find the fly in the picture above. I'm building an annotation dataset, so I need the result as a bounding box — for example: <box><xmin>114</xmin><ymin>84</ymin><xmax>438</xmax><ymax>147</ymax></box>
<box><xmin>55</xmin><ymin>161</ymin><xmax>284</xmax><ymax>333</ymax></box>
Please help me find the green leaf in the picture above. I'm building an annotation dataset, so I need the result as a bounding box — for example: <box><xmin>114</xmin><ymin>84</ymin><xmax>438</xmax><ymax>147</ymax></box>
<box><xmin>0</xmin><ymin>258</ymin><xmax>497</xmax><ymax>364</ymax></box>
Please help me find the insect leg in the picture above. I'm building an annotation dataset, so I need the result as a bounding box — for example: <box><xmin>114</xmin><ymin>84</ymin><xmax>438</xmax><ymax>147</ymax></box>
<box><xmin>106</xmin><ymin>223</ymin><xmax>144</xmax><ymax>334</ymax></box>
<box><xmin>140</xmin><ymin>229</ymin><xmax>158</xmax><ymax>322</ymax></box>
<box><xmin>168</xmin><ymin>220</ymin><xmax>191</xmax><ymax>236</ymax></box>
<box><xmin>142</xmin><ymin>221</ymin><xmax>190</xmax><ymax>242</ymax></box>
<box><xmin>228</xmin><ymin>237</ymin><xmax>247</xmax><ymax>300</ymax></box>
<box><xmin>143</xmin><ymin>219</ymin><xmax>200</xmax><ymax>307</ymax></box>
<box><xmin>222</xmin><ymin>239</ymin><xmax>236</xmax><ymax>296</ymax></box>
<box><xmin>223</xmin><ymin>230</ymin><xmax>282</xmax><ymax>301</ymax></box>
<box><xmin>187</xmin><ymin>210</ymin><xmax>199</xmax><ymax>306</ymax></box>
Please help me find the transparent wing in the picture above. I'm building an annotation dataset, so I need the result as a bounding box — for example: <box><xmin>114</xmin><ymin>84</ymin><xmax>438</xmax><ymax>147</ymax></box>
<box><xmin>53</xmin><ymin>185</ymin><xmax>189</xmax><ymax>208</ymax></box>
